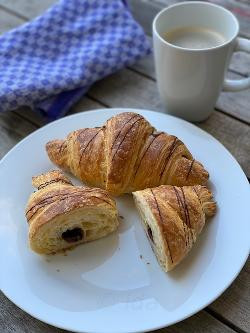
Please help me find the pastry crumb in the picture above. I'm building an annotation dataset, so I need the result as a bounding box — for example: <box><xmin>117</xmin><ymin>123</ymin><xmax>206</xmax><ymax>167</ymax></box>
<box><xmin>119</xmin><ymin>215</ymin><xmax>124</xmax><ymax>219</ymax></box>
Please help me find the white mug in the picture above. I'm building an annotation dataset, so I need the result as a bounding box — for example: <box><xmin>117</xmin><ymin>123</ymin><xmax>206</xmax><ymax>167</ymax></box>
<box><xmin>153</xmin><ymin>1</ymin><xmax>250</xmax><ymax>122</ymax></box>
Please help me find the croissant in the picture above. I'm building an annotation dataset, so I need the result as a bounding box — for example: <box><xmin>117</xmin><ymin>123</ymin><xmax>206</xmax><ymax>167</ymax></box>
<box><xmin>133</xmin><ymin>185</ymin><xmax>216</xmax><ymax>271</ymax></box>
<box><xmin>25</xmin><ymin>170</ymin><xmax>119</xmax><ymax>254</ymax></box>
<box><xmin>46</xmin><ymin>112</ymin><xmax>209</xmax><ymax>196</ymax></box>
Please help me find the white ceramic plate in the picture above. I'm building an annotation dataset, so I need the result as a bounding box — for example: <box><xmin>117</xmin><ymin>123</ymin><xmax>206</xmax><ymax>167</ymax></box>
<box><xmin>0</xmin><ymin>108</ymin><xmax>249</xmax><ymax>333</ymax></box>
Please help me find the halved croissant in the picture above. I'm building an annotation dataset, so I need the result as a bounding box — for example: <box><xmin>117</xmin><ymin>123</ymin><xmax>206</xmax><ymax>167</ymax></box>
<box><xmin>25</xmin><ymin>170</ymin><xmax>119</xmax><ymax>254</ymax></box>
<box><xmin>133</xmin><ymin>185</ymin><xmax>216</xmax><ymax>271</ymax></box>
<box><xmin>46</xmin><ymin>112</ymin><xmax>209</xmax><ymax>196</ymax></box>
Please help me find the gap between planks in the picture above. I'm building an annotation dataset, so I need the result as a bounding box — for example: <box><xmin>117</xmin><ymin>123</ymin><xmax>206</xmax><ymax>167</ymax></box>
<box><xmin>0</xmin><ymin>3</ymin><xmax>29</xmax><ymax>21</ymax></box>
<box><xmin>205</xmin><ymin>308</ymin><xmax>245</xmax><ymax>333</ymax></box>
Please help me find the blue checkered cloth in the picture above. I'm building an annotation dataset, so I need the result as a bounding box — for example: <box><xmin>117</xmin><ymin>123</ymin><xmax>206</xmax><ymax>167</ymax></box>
<box><xmin>0</xmin><ymin>0</ymin><xmax>151</xmax><ymax>120</ymax></box>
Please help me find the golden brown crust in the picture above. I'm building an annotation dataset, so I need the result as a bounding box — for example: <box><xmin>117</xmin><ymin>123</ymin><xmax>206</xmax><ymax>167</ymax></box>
<box><xmin>133</xmin><ymin>185</ymin><xmax>216</xmax><ymax>271</ymax></box>
<box><xmin>32</xmin><ymin>169</ymin><xmax>72</xmax><ymax>189</ymax></box>
<box><xmin>105</xmin><ymin>112</ymin><xmax>154</xmax><ymax>194</ymax></box>
<box><xmin>25</xmin><ymin>170</ymin><xmax>118</xmax><ymax>254</ymax></box>
<box><xmin>46</xmin><ymin>112</ymin><xmax>209</xmax><ymax>196</ymax></box>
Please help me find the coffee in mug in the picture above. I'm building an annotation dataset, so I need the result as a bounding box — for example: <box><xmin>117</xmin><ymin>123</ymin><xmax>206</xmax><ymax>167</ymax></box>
<box><xmin>163</xmin><ymin>26</ymin><xmax>226</xmax><ymax>50</ymax></box>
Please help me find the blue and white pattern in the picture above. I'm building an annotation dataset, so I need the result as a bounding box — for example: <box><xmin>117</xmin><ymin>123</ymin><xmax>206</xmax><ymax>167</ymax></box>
<box><xmin>0</xmin><ymin>0</ymin><xmax>151</xmax><ymax>119</ymax></box>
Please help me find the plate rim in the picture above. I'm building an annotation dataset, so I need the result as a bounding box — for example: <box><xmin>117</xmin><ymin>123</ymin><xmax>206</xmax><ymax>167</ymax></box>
<box><xmin>1</xmin><ymin>107</ymin><xmax>249</xmax><ymax>333</ymax></box>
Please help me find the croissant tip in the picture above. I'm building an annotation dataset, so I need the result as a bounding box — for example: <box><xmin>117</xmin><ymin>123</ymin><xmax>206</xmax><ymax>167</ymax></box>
<box><xmin>194</xmin><ymin>185</ymin><xmax>216</xmax><ymax>217</ymax></box>
<box><xmin>205</xmin><ymin>201</ymin><xmax>217</xmax><ymax>217</ymax></box>
<box><xmin>46</xmin><ymin>139</ymin><xmax>60</xmax><ymax>152</ymax></box>
<box><xmin>193</xmin><ymin>160</ymin><xmax>209</xmax><ymax>185</ymax></box>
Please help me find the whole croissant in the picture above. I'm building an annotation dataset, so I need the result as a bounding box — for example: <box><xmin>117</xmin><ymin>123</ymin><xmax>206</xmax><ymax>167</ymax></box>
<box><xmin>133</xmin><ymin>185</ymin><xmax>216</xmax><ymax>271</ymax></box>
<box><xmin>25</xmin><ymin>170</ymin><xmax>118</xmax><ymax>254</ymax></box>
<box><xmin>46</xmin><ymin>112</ymin><xmax>209</xmax><ymax>196</ymax></box>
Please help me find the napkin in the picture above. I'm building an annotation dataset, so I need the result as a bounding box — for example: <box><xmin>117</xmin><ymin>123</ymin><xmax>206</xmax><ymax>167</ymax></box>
<box><xmin>0</xmin><ymin>0</ymin><xmax>151</xmax><ymax>120</ymax></box>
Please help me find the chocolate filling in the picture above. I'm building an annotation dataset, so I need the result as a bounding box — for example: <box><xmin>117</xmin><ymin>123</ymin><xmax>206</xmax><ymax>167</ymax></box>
<box><xmin>62</xmin><ymin>228</ymin><xmax>83</xmax><ymax>243</ymax></box>
<box><xmin>147</xmin><ymin>225</ymin><xmax>154</xmax><ymax>244</ymax></box>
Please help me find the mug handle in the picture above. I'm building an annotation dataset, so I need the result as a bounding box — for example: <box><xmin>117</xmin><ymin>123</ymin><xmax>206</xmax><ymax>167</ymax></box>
<box><xmin>223</xmin><ymin>37</ymin><xmax>250</xmax><ymax>92</ymax></box>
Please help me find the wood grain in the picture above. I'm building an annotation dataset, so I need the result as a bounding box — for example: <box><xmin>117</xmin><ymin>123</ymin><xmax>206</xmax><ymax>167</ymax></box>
<box><xmin>230</xmin><ymin>52</ymin><xmax>250</xmax><ymax>77</ymax></box>
<box><xmin>218</xmin><ymin>72</ymin><xmax>250</xmax><ymax>123</ymax></box>
<box><xmin>158</xmin><ymin>311</ymin><xmax>237</xmax><ymax>333</ymax></box>
<box><xmin>0</xmin><ymin>7</ymin><xmax>25</xmax><ymax>33</ymax></box>
<box><xmin>209</xmin><ymin>259</ymin><xmax>250</xmax><ymax>333</ymax></box>
<box><xmin>0</xmin><ymin>292</ymin><xmax>68</xmax><ymax>333</ymax></box>
<box><xmin>0</xmin><ymin>0</ymin><xmax>54</xmax><ymax>19</ymax></box>
<box><xmin>0</xmin><ymin>111</ymin><xmax>36</xmax><ymax>159</ymax></box>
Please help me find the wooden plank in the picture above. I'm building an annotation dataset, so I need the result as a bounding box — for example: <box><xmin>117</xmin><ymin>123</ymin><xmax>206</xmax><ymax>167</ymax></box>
<box><xmin>0</xmin><ymin>291</ymin><xmax>237</xmax><ymax>333</ymax></box>
<box><xmin>0</xmin><ymin>292</ymin><xmax>67</xmax><ymax>333</ymax></box>
<box><xmin>14</xmin><ymin>107</ymin><xmax>47</xmax><ymax>127</ymax></box>
<box><xmin>230</xmin><ymin>52</ymin><xmax>250</xmax><ymax>77</ymax></box>
<box><xmin>159</xmin><ymin>311</ymin><xmax>237</xmax><ymax>333</ymax></box>
<box><xmin>209</xmin><ymin>259</ymin><xmax>250</xmax><ymax>333</ymax></box>
<box><xmin>0</xmin><ymin>0</ymin><xmax>54</xmax><ymax>19</ymax></box>
<box><xmin>0</xmin><ymin>7</ymin><xmax>25</xmax><ymax>33</ymax></box>
<box><xmin>128</xmin><ymin>0</ymin><xmax>162</xmax><ymax>36</ymax></box>
<box><xmin>197</xmin><ymin>110</ymin><xmax>250</xmax><ymax>174</ymax></box>
<box><xmin>0</xmin><ymin>111</ymin><xmax>36</xmax><ymax>159</ymax></box>
<box><xmin>89</xmin><ymin>69</ymin><xmax>161</xmax><ymax>110</ymax></box>
<box><xmin>217</xmin><ymin>72</ymin><xmax>250</xmax><ymax>123</ymax></box>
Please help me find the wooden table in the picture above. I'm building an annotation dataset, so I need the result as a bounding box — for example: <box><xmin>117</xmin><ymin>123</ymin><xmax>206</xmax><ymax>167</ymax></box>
<box><xmin>0</xmin><ymin>1</ymin><xmax>249</xmax><ymax>332</ymax></box>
